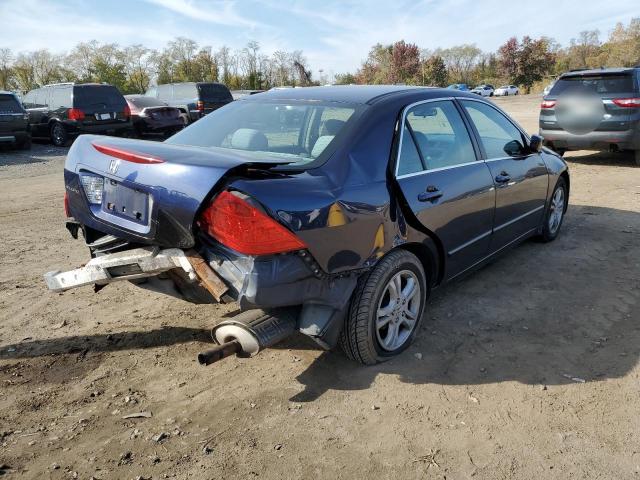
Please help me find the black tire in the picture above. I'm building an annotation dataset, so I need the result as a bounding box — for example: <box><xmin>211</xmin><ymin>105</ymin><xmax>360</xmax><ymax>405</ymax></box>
<box><xmin>539</xmin><ymin>177</ymin><xmax>567</xmax><ymax>242</ymax></box>
<box><xmin>515</xmin><ymin>91</ymin><xmax>519</xmax><ymax>95</ymax></box>
<box><xmin>340</xmin><ymin>250</ymin><xmax>428</xmax><ymax>365</ymax></box>
<box><xmin>50</xmin><ymin>122</ymin><xmax>69</xmax><ymax>147</ymax></box>
<box><xmin>555</xmin><ymin>148</ymin><xmax>567</xmax><ymax>157</ymax></box>
<box><xmin>634</xmin><ymin>150</ymin><xmax>640</xmax><ymax>167</ymax></box>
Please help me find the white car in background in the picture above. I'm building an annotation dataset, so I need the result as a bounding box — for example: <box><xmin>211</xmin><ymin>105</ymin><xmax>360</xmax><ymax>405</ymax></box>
<box><xmin>494</xmin><ymin>85</ymin><xmax>519</xmax><ymax>96</ymax></box>
<box><xmin>470</xmin><ymin>85</ymin><xmax>495</xmax><ymax>97</ymax></box>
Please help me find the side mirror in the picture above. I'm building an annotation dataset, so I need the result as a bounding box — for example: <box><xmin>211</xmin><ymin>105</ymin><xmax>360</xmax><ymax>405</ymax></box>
<box><xmin>529</xmin><ymin>134</ymin><xmax>543</xmax><ymax>152</ymax></box>
<box><xmin>503</xmin><ymin>139</ymin><xmax>525</xmax><ymax>157</ymax></box>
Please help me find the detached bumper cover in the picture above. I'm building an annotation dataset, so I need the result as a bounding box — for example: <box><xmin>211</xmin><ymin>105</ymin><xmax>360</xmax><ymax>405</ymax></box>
<box><xmin>44</xmin><ymin>247</ymin><xmax>198</xmax><ymax>292</ymax></box>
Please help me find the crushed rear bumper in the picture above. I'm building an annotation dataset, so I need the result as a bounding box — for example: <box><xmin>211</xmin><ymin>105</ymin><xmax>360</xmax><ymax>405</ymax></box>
<box><xmin>43</xmin><ymin>247</ymin><xmax>228</xmax><ymax>301</ymax></box>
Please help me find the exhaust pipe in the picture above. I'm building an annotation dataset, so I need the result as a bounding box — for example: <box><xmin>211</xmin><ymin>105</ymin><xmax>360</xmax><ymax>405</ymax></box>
<box><xmin>198</xmin><ymin>308</ymin><xmax>298</xmax><ymax>365</ymax></box>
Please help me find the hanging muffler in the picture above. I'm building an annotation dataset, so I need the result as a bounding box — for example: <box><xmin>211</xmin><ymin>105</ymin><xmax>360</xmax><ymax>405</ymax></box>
<box><xmin>197</xmin><ymin>307</ymin><xmax>299</xmax><ymax>365</ymax></box>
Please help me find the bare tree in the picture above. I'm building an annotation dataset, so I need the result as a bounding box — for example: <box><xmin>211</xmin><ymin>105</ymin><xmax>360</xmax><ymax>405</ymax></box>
<box><xmin>0</xmin><ymin>48</ymin><xmax>13</xmax><ymax>90</ymax></box>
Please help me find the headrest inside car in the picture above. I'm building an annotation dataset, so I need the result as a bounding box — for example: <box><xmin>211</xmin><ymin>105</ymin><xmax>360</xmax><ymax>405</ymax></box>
<box><xmin>231</xmin><ymin>128</ymin><xmax>269</xmax><ymax>151</ymax></box>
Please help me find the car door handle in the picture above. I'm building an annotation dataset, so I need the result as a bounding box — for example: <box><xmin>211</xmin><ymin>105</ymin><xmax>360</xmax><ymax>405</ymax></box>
<box><xmin>418</xmin><ymin>186</ymin><xmax>443</xmax><ymax>202</ymax></box>
<box><xmin>495</xmin><ymin>172</ymin><xmax>511</xmax><ymax>183</ymax></box>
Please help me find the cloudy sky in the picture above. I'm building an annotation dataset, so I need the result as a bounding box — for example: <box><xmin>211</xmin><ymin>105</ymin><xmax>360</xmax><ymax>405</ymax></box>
<box><xmin>0</xmin><ymin>0</ymin><xmax>637</xmax><ymax>78</ymax></box>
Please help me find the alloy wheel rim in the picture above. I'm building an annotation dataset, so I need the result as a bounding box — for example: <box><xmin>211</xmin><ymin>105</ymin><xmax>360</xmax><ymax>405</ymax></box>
<box><xmin>53</xmin><ymin>125</ymin><xmax>64</xmax><ymax>144</ymax></box>
<box><xmin>375</xmin><ymin>270</ymin><xmax>421</xmax><ymax>351</ymax></box>
<box><xmin>548</xmin><ymin>187</ymin><xmax>565</xmax><ymax>234</ymax></box>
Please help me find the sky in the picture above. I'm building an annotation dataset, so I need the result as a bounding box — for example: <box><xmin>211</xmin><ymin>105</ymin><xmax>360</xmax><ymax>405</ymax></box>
<box><xmin>0</xmin><ymin>0</ymin><xmax>638</xmax><ymax>79</ymax></box>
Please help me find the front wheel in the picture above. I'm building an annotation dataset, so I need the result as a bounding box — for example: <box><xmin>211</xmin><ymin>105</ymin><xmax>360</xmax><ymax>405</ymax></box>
<box><xmin>539</xmin><ymin>177</ymin><xmax>567</xmax><ymax>242</ymax></box>
<box><xmin>340</xmin><ymin>250</ymin><xmax>427</xmax><ymax>365</ymax></box>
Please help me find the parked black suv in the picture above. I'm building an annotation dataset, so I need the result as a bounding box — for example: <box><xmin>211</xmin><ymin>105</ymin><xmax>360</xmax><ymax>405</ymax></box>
<box><xmin>22</xmin><ymin>83</ymin><xmax>132</xmax><ymax>146</ymax></box>
<box><xmin>145</xmin><ymin>82</ymin><xmax>233</xmax><ymax>123</ymax></box>
<box><xmin>540</xmin><ymin>67</ymin><xmax>640</xmax><ymax>165</ymax></box>
<box><xmin>0</xmin><ymin>91</ymin><xmax>31</xmax><ymax>149</ymax></box>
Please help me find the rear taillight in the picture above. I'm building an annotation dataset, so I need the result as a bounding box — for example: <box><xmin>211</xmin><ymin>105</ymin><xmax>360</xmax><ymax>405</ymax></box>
<box><xmin>612</xmin><ymin>98</ymin><xmax>640</xmax><ymax>108</ymax></box>
<box><xmin>68</xmin><ymin>108</ymin><xmax>85</xmax><ymax>120</ymax></box>
<box><xmin>92</xmin><ymin>142</ymin><xmax>165</xmax><ymax>164</ymax></box>
<box><xmin>123</xmin><ymin>104</ymin><xmax>131</xmax><ymax>119</ymax></box>
<box><xmin>64</xmin><ymin>192</ymin><xmax>71</xmax><ymax>217</ymax></box>
<box><xmin>198</xmin><ymin>191</ymin><xmax>307</xmax><ymax>256</ymax></box>
<box><xmin>540</xmin><ymin>100</ymin><xmax>556</xmax><ymax>109</ymax></box>
<box><xmin>196</xmin><ymin>100</ymin><xmax>204</xmax><ymax>112</ymax></box>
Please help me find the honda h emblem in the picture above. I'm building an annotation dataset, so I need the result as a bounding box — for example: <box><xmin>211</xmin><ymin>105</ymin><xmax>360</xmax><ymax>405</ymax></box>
<box><xmin>108</xmin><ymin>159</ymin><xmax>120</xmax><ymax>175</ymax></box>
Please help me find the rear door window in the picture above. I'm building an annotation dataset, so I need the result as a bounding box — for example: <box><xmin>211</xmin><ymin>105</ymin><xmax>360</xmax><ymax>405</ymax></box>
<box><xmin>550</xmin><ymin>74</ymin><xmax>635</xmax><ymax>95</ymax></box>
<box><xmin>157</xmin><ymin>84</ymin><xmax>173</xmax><ymax>99</ymax></box>
<box><xmin>398</xmin><ymin>100</ymin><xmax>476</xmax><ymax>175</ymax></box>
<box><xmin>50</xmin><ymin>87</ymin><xmax>71</xmax><ymax>109</ymax></box>
<box><xmin>172</xmin><ymin>84</ymin><xmax>197</xmax><ymax>99</ymax></box>
<box><xmin>0</xmin><ymin>94</ymin><xmax>23</xmax><ymax>113</ymax></box>
<box><xmin>73</xmin><ymin>85</ymin><xmax>126</xmax><ymax>109</ymax></box>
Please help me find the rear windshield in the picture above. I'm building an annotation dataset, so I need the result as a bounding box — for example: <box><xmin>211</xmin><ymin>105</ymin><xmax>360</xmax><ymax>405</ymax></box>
<box><xmin>550</xmin><ymin>74</ymin><xmax>636</xmax><ymax>96</ymax></box>
<box><xmin>0</xmin><ymin>94</ymin><xmax>22</xmax><ymax>113</ymax></box>
<box><xmin>166</xmin><ymin>100</ymin><xmax>361</xmax><ymax>167</ymax></box>
<box><xmin>197</xmin><ymin>83</ymin><xmax>232</xmax><ymax>102</ymax></box>
<box><xmin>73</xmin><ymin>85</ymin><xmax>126</xmax><ymax>108</ymax></box>
<box><xmin>127</xmin><ymin>96</ymin><xmax>167</xmax><ymax>108</ymax></box>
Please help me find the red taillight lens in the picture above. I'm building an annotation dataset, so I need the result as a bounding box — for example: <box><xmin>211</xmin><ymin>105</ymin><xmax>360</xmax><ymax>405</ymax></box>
<box><xmin>540</xmin><ymin>100</ymin><xmax>556</xmax><ymax>109</ymax></box>
<box><xmin>123</xmin><ymin>104</ymin><xmax>132</xmax><ymax>118</ymax></box>
<box><xmin>92</xmin><ymin>142</ymin><xmax>165</xmax><ymax>164</ymax></box>
<box><xmin>196</xmin><ymin>100</ymin><xmax>204</xmax><ymax>112</ymax></box>
<box><xmin>612</xmin><ymin>98</ymin><xmax>640</xmax><ymax>108</ymax></box>
<box><xmin>68</xmin><ymin>108</ymin><xmax>85</xmax><ymax>120</ymax></box>
<box><xmin>199</xmin><ymin>191</ymin><xmax>307</xmax><ymax>256</ymax></box>
<box><xmin>64</xmin><ymin>192</ymin><xmax>71</xmax><ymax>217</ymax></box>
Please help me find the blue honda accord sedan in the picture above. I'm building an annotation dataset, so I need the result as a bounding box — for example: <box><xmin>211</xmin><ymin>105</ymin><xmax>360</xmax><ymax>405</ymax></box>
<box><xmin>46</xmin><ymin>86</ymin><xmax>569</xmax><ymax>366</ymax></box>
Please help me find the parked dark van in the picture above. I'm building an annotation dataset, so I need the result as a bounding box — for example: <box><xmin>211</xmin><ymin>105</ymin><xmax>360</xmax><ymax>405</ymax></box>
<box><xmin>22</xmin><ymin>83</ymin><xmax>132</xmax><ymax>146</ymax></box>
<box><xmin>145</xmin><ymin>82</ymin><xmax>233</xmax><ymax>123</ymax></box>
<box><xmin>0</xmin><ymin>91</ymin><xmax>31</xmax><ymax>149</ymax></box>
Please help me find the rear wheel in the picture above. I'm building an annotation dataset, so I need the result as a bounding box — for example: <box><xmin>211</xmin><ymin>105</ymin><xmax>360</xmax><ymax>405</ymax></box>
<box><xmin>50</xmin><ymin>123</ymin><xmax>69</xmax><ymax>147</ymax></box>
<box><xmin>340</xmin><ymin>250</ymin><xmax>427</xmax><ymax>365</ymax></box>
<box><xmin>634</xmin><ymin>150</ymin><xmax>640</xmax><ymax>166</ymax></box>
<box><xmin>539</xmin><ymin>177</ymin><xmax>567</xmax><ymax>242</ymax></box>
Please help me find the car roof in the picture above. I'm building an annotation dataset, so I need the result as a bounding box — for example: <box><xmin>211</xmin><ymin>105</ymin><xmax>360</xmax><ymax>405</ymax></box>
<box><xmin>240</xmin><ymin>85</ymin><xmax>471</xmax><ymax>105</ymax></box>
<box><xmin>0</xmin><ymin>90</ymin><xmax>16</xmax><ymax>95</ymax></box>
<box><xmin>562</xmin><ymin>67</ymin><xmax>637</xmax><ymax>77</ymax></box>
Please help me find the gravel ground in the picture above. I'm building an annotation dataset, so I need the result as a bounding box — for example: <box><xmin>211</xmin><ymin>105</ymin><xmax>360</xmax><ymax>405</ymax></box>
<box><xmin>0</xmin><ymin>95</ymin><xmax>639</xmax><ymax>479</ymax></box>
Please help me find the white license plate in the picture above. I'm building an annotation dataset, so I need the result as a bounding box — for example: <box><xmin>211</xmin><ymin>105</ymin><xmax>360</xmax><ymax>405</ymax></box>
<box><xmin>96</xmin><ymin>113</ymin><xmax>111</xmax><ymax>120</ymax></box>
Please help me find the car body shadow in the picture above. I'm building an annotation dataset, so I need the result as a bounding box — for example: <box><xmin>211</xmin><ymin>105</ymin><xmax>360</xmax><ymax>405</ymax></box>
<box><xmin>0</xmin><ymin>142</ymin><xmax>69</xmax><ymax>166</ymax></box>
<box><xmin>1</xmin><ymin>206</ymin><xmax>637</xmax><ymax>400</ymax></box>
<box><xmin>0</xmin><ymin>327</ymin><xmax>210</xmax><ymax>360</ymax></box>
<box><xmin>290</xmin><ymin>204</ymin><xmax>640</xmax><ymax>401</ymax></box>
<box><xmin>564</xmin><ymin>150</ymin><xmax>636</xmax><ymax>167</ymax></box>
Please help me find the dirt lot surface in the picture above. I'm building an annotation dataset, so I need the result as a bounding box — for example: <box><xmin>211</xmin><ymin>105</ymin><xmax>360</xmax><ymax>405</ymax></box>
<box><xmin>1</xmin><ymin>94</ymin><xmax>639</xmax><ymax>479</ymax></box>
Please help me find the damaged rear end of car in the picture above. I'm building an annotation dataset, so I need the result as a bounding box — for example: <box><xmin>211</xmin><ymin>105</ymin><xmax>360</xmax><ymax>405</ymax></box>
<box><xmin>46</xmin><ymin>95</ymin><xmax>369</xmax><ymax>363</ymax></box>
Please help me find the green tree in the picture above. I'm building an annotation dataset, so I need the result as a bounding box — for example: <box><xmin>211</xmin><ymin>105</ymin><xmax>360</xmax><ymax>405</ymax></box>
<box><xmin>422</xmin><ymin>55</ymin><xmax>447</xmax><ymax>86</ymax></box>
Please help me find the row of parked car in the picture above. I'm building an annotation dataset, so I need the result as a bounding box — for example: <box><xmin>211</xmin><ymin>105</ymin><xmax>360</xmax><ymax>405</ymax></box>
<box><xmin>447</xmin><ymin>84</ymin><xmax>520</xmax><ymax>97</ymax></box>
<box><xmin>0</xmin><ymin>81</ymin><xmax>237</xmax><ymax>149</ymax></box>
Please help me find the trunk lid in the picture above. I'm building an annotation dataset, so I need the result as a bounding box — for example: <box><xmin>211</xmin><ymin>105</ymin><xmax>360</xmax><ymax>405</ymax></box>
<box><xmin>65</xmin><ymin>135</ymin><xmax>287</xmax><ymax>248</ymax></box>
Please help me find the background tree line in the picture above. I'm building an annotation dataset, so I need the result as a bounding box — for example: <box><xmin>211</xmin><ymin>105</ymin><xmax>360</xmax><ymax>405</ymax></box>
<box><xmin>1</xmin><ymin>18</ymin><xmax>638</xmax><ymax>95</ymax></box>
<box><xmin>0</xmin><ymin>37</ymin><xmax>313</xmax><ymax>94</ymax></box>
<box><xmin>335</xmin><ymin>17</ymin><xmax>640</xmax><ymax>93</ymax></box>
